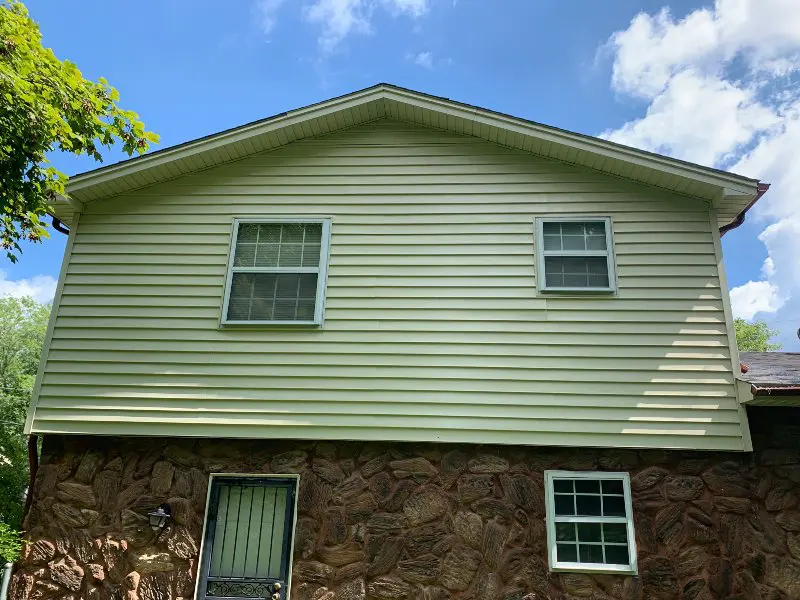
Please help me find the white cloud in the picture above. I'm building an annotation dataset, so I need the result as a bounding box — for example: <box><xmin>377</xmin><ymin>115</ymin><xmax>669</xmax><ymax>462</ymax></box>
<box><xmin>304</xmin><ymin>0</ymin><xmax>429</xmax><ymax>52</ymax></box>
<box><xmin>603</xmin><ymin>0</ymin><xmax>800</xmax><ymax>346</ymax></box>
<box><xmin>411</xmin><ymin>51</ymin><xmax>433</xmax><ymax>69</ymax></box>
<box><xmin>730</xmin><ymin>280</ymin><xmax>785</xmax><ymax>320</ymax></box>
<box><xmin>0</xmin><ymin>272</ymin><xmax>57</xmax><ymax>304</ymax></box>
<box><xmin>255</xmin><ymin>0</ymin><xmax>287</xmax><ymax>34</ymax></box>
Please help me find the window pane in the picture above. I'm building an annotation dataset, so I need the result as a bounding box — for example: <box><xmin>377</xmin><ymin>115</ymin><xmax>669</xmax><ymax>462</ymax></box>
<box><xmin>602</xmin><ymin>495</ymin><xmax>626</xmax><ymax>517</ymax></box>
<box><xmin>302</xmin><ymin>244</ymin><xmax>322</xmax><ymax>267</ymax></box>
<box><xmin>579</xmin><ymin>544</ymin><xmax>604</xmax><ymax>564</ymax></box>
<box><xmin>560</xmin><ymin>223</ymin><xmax>584</xmax><ymax>236</ymax></box>
<box><xmin>545</xmin><ymin>257</ymin><xmax>609</xmax><ymax>289</ymax></box>
<box><xmin>586</xmin><ymin>235</ymin><xmax>607</xmax><ymax>251</ymax></box>
<box><xmin>278</xmin><ymin>244</ymin><xmax>303</xmax><ymax>267</ymax></box>
<box><xmin>542</xmin><ymin>222</ymin><xmax>562</xmax><ymax>236</ymax></box>
<box><xmin>576</xmin><ymin>494</ymin><xmax>602</xmax><ymax>516</ymax></box>
<box><xmin>259</xmin><ymin>224</ymin><xmax>281</xmax><ymax>243</ymax></box>
<box><xmin>545</xmin><ymin>271</ymin><xmax>565</xmax><ymax>288</ymax></box>
<box><xmin>556</xmin><ymin>544</ymin><xmax>578</xmax><ymax>562</ymax></box>
<box><xmin>234</xmin><ymin>222</ymin><xmax>324</xmax><ymax>270</ymax></box>
<box><xmin>562</xmin><ymin>235</ymin><xmax>586</xmax><ymax>251</ymax></box>
<box><xmin>575</xmin><ymin>480</ymin><xmax>601</xmax><ymax>494</ymax></box>
<box><xmin>564</xmin><ymin>274</ymin><xmax>589</xmax><ymax>287</ymax></box>
<box><xmin>603</xmin><ymin>523</ymin><xmax>628</xmax><ymax>544</ymax></box>
<box><xmin>554</xmin><ymin>494</ymin><xmax>575</xmax><ymax>516</ymax></box>
<box><xmin>228</xmin><ymin>273</ymin><xmax>318</xmax><ymax>322</ymax></box>
<box><xmin>583</xmin><ymin>222</ymin><xmax>605</xmax><ymax>237</ymax></box>
<box><xmin>238</xmin><ymin>223</ymin><xmax>259</xmax><ymax>243</ymax></box>
<box><xmin>254</xmin><ymin>244</ymin><xmax>279</xmax><ymax>267</ymax></box>
<box><xmin>604</xmin><ymin>544</ymin><xmax>630</xmax><ymax>566</ymax></box>
<box><xmin>281</xmin><ymin>223</ymin><xmax>304</xmax><ymax>243</ymax></box>
<box><xmin>543</xmin><ymin>234</ymin><xmax>562</xmax><ymax>251</ymax></box>
<box><xmin>588</xmin><ymin>272</ymin><xmax>610</xmax><ymax>288</ymax></box>
<box><xmin>577</xmin><ymin>523</ymin><xmax>602</xmax><ymax>543</ymax></box>
<box><xmin>234</xmin><ymin>244</ymin><xmax>256</xmax><ymax>267</ymax></box>
<box><xmin>602</xmin><ymin>480</ymin><xmax>624</xmax><ymax>495</ymax></box>
<box><xmin>555</xmin><ymin>522</ymin><xmax>576</xmax><ymax>541</ymax></box>
<box><xmin>553</xmin><ymin>480</ymin><xmax>574</xmax><ymax>494</ymax></box>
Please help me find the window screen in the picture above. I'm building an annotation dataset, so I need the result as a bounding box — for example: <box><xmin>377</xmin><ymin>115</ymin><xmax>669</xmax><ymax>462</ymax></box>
<box><xmin>224</xmin><ymin>221</ymin><xmax>330</xmax><ymax>324</ymax></box>
<box><xmin>198</xmin><ymin>477</ymin><xmax>297</xmax><ymax>600</ymax></box>
<box><xmin>545</xmin><ymin>471</ymin><xmax>637</xmax><ymax>574</ymax></box>
<box><xmin>536</xmin><ymin>218</ymin><xmax>615</xmax><ymax>292</ymax></box>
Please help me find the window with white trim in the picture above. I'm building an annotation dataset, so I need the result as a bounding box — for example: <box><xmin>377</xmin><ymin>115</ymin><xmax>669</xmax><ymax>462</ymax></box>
<box><xmin>544</xmin><ymin>471</ymin><xmax>637</xmax><ymax>574</ymax></box>
<box><xmin>535</xmin><ymin>217</ymin><xmax>616</xmax><ymax>292</ymax></box>
<box><xmin>223</xmin><ymin>219</ymin><xmax>331</xmax><ymax>325</ymax></box>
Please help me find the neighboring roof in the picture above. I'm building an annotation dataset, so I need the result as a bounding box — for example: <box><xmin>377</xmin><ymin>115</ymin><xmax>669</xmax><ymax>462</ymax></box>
<box><xmin>54</xmin><ymin>83</ymin><xmax>764</xmax><ymax>228</ymax></box>
<box><xmin>740</xmin><ymin>352</ymin><xmax>800</xmax><ymax>399</ymax></box>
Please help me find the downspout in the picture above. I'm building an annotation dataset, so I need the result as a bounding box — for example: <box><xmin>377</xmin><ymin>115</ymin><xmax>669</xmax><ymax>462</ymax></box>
<box><xmin>23</xmin><ymin>435</ymin><xmax>38</xmax><ymax>524</ymax></box>
<box><xmin>51</xmin><ymin>216</ymin><xmax>69</xmax><ymax>235</ymax></box>
<box><xmin>719</xmin><ymin>182</ymin><xmax>770</xmax><ymax>236</ymax></box>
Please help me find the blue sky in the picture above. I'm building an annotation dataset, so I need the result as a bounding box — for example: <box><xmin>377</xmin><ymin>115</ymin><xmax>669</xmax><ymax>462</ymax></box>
<box><xmin>7</xmin><ymin>0</ymin><xmax>800</xmax><ymax>350</ymax></box>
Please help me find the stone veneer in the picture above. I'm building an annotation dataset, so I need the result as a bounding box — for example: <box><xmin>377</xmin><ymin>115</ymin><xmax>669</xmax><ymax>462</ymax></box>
<box><xmin>10</xmin><ymin>407</ymin><xmax>800</xmax><ymax>600</ymax></box>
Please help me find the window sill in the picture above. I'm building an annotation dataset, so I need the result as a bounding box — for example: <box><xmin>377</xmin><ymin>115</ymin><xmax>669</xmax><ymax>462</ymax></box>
<box><xmin>539</xmin><ymin>287</ymin><xmax>616</xmax><ymax>294</ymax></box>
<box><xmin>220</xmin><ymin>320</ymin><xmax>323</xmax><ymax>327</ymax></box>
<box><xmin>549</xmin><ymin>563</ymin><xmax>637</xmax><ymax>576</ymax></box>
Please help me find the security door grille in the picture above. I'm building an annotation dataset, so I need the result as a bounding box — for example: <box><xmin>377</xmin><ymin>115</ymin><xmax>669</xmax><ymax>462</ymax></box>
<box><xmin>198</xmin><ymin>477</ymin><xmax>297</xmax><ymax>600</ymax></box>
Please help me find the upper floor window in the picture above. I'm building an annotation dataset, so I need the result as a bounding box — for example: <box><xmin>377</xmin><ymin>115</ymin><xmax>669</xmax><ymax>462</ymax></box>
<box><xmin>535</xmin><ymin>217</ymin><xmax>616</xmax><ymax>292</ymax></box>
<box><xmin>222</xmin><ymin>219</ymin><xmax>331</xmax><ymax>325</ymax></box>
<box><xmin>544</xmin><ymin>471</ymin><xmax>637</xmax><ymax>574</ymax></box>
<box><xmin>197</xmin><ymin>476</ymin><xmax>297</xmax><ymax>600</ymax></box>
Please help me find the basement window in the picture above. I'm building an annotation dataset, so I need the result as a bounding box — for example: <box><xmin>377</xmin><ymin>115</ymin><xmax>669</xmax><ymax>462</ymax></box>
<box><xmin>222</xmin><ymin>219</ymin><xmax>331</xmax><ymax>325</ymax></box>
<box><xmin>535</xmin><ymin>217</ymin><xmax>616</xmax><ymax>292</ymax></box>
<box><xmin>544</xmin><ymin>471</ymin><xmax>637</xmax><ymax>574</ymax></box>
<box><xmin>197</xmin><ymin>476</ymin><xmax>298</xmax><ymax>600</ymax></box>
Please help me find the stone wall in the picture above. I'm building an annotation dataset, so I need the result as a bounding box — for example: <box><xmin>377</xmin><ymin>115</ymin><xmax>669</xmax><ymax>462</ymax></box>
<box><xmin>10</xmin><ymin>407</ymin><xmax>800</xmax><ymax>600</ymax></box>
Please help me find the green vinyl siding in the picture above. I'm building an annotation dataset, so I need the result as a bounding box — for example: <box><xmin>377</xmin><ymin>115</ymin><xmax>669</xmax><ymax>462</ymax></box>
<box><xmin>28</xmin><ymin>119</ymin><xmax>748</xmax><ymax>450</ymax></box>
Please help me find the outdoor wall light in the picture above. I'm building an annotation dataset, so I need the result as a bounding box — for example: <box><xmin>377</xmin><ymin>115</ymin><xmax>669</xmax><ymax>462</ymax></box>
<box><xmin>148</xmin><ymin>503</ymin><xmax>171</xmax><ymax>530</ymax></box>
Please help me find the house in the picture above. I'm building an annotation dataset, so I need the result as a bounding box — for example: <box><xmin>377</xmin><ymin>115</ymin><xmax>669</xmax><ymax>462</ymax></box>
<box><xmin>11</xmin><ymin>84</ymin><xmax>800</xmax><ymax>600</ymax></box>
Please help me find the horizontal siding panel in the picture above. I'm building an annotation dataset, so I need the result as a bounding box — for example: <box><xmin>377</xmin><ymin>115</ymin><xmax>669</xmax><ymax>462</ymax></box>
<box><xmin>32</xmin><ymin>120</ymin><xmax>744</xmax><ymax>450</ymax></box>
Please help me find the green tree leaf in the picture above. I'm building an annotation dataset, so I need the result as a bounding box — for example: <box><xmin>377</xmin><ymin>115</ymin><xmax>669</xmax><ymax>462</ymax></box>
<box><xmin>734</xmin><ymin>318</ymin><xmax>783</xmax><ymax>352</ymax></box>
<box><xmin>0</xmin><ymin>0</ymin><xmax>158</xmax><ymax>261</ymax></box>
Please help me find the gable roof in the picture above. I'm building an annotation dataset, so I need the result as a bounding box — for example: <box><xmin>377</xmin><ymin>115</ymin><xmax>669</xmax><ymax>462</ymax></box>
<box><xmin>740</xmin><ymin>352</ymin><xmax>800</xmax><ymax>395</ymax></box>
<box><xmin>55</xmin><ymin>83</ymin><xmax>764</xmax><ymax>228</ymax></box>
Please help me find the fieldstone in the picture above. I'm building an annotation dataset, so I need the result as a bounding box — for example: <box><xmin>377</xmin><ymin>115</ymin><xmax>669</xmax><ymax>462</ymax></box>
<box><xmin>150</xmin><ymin>461</ymin><xmax>174</xmax><ymax>496</ymax></box>
<box><xmin>163</xmin><ymin>444</ymin><xmax>199</xmax><ymax>467</ymax></box>
<box><xmin>472</xmin><ymin>498</ymin><xmax>514</xmax><ymax>524</ymax></box>
<box><xmin>483</xmin><ymin>521</ymin><xmax>508</xmax><ymax>569</ymax></box>
<box><xmin>441</xmin><ymin>450</ymin><xmax>467</xmax><ymax>473</ymax></box>
<box><xmin>789</xmin><ymin>533</ymin><xmax>800</xmax><ymax>559</ymax></box>
<box><xmin>702</xmin><ymin>462</ymin><xmax>751</xmax><ymax>497</ymax></box>
<box><xmin>299</xmin><ymin>474</ymin><xmax>333</xmax><ymax>515</ymax></box>
<box><xmin>631</xmin><ymin>466</ymin><xmax>669</xmax><ymax>491</ymax></box>
<box><xmin>318</xmin><ymin>543</ymin><xmax>364</xmax><ymax>567</ymax></box>
<box><xmin>271</xmin><ymin>450</ymin><xmax>308</xmax><ymax>472</ymax></box>
<box><xmin>165</xmin><ymin>526</ymin><xmax>198</xmax><ymax>560</ymax></box>
<box><xmin>686</xmin><ymin>508</ymin><xmax>716</xmax><ymax>544</ymax></box>
<box><xmin>367</xmin><ymin>577</ymin><xmax>411</xmax><ymax>600</ymax></box>
<box><xmin>439</xmin><ymin>544</ymin><xmax>481</xmax><ymax>591</ymax></box>
<box><xmin>30</xmin><ymin>580</ymin><xmax>62</xmax><ymax>600</ymax></box>
<box><xmin>123</xmin><ymin>572</ymin><xmax>141</xmax><ymax>591</ymax></box>
<box><xmin>472</xmin><ymin>571</ymin><xmax>502</xmax><ymax>600</ymax></box>
<box><xmin>10</xmin><ymin>574</ymin><xmax>35</xmax><ymax>600</ymax></box>
<box><xmin>361</xmin><ymin>455</ymin><xmax>388</xmax><ymax>478</ymax></box>
<box><xmin>344</xmin><ymin>492</ymin><xmax>378</xmax><ymax>525</ymax></box>
<box><xmin>336</xmin><ymin>578</ymin><xmax>365</xmax><ymax>600</ymax></box>
<box><xmin>716</xmin><ymin>497</ymin><xmax>752</xmax><ymax>514</ymax></box>
<box><xmin>383</xmin><ymin>479</ymin><xmax>416</xmax><ymax>512</ymax></box>
<box><xmin>766</xmin><ymin>555</ymin><xmax>800</xmax><ymax>597</ymax></box>
<box><xmin>334</xmin><ymin>476</ymin><xmax>368</xmax><ymax>504</ymax></box>
<box><xmin>655</xmin><ymin>503</ymin><xmax>684</xmax><ymax>546</ymax></box>
<box><xmin>417</xmin><ymin>586</ymin><xmax>452</xmax><ymax>600</ymax></box>
<box><xmin>457</xmin><ymin>475</ymin><xmax>494</xmax><ymax>503</ymax></box>
<box><xmin>129</xmin><ymin>548</ymin><xmax>175</xmax><ymax>573</ymax></box>
<box><xmin>561</xmin><ymin>573</ymin><xmax>595</xmax><ymax>597</ymax></box>
<box><xmin>500</xmin><ymin>474</ymin><xmax>541</xmax><ymax>513</ymax></box>
<box><xmin>390</xmin><ymin>457</ymin><xmax>438</xmax><ymax>481</ymax></box>
<box><xmin>681</xmin><ymin>577</ymin><xmax>709</xmax><ymax>600</ymax></box>
<box><xmin>665</xmin><ymin>476</ymin><xmax>705</xmax><ymax>501</ymax></box>
<box><xmin>404</xmin><ymin>487</ymin><xmax>450</xmax><ymax>526</ymax></box>
<box><xmin>640</xmin><ymin>557</ymin><xmax>677</xmax><ymax>600</ymax></box>
<box><xmin>116</xmin><ymin>479</ymin><xmax>150</xmax><ymax>510</ymax></box>
<box><xmin>138</xmin><ymin>573</ymin><xmax>171</xmax><ymax>600</ymax></box>
<box><xmin>776</xmin><ymin>511</ymin><xmax>800</xmax><ymax>532</ymax></box>
<box><xmin>294</xmin><ymin>561</ymin><xmax>334</xmax><ymax>583</ymax></box>
<box><xmin>87</xmin><ymin>564</ymin><xmax>105</xmax><ymax>582</ymax></box>
<box><xmin>170</xmin><ymin>469</ymin><xmax>191</xmax><ymax>497</ymax></box>
<box><xmin>295</xmin><ymin>517</ymin><xmax>318</xmax><ymax>559</ymax></box>
<box><xmin>93</xmin><ymin>470</ymin><xmax>121</xmax><ymax>510</ymax></box>
<box><xmin>367</xmin><ymin>535</ymin><xmax>404</xmax><ymax>576</ymax></box>
<box><xmin>398</xmin><ymin>554</ymin><xmax>441</xmax><ymax>584</ymax></box>
<box><xmin>121</xmin><ymin>509</ymin><xmax>155</xmax><ymax>547</ymax></box>
<box><xmin>51</xmin><ymin>503</ymin><xmax>88</xmax><ymax>527</ymax></box>
<box><xmin>468</xmin><ymin>455</ymin><xmax>509</xmax><ymax>474</ymax></box>
<box><xmin>450</xmin><ymin>511</ymin><xmax>483</xmax><ymax>549</ymax></box>
<box><xmin>98</xmin><ymin>538</ymin><xmax>128</xmax><ymax>582</ymax></box>
<box><xmin>48</xmin><ymin>556</ymin><xmax>84</xmax><ymax>592</ymax></box>
<box><xmin>775</xmin><ymin>465</ymin><xmax>800</xmax><ymax>484</ymax></box>
<box><xmin>766</xmin><ymin>483</ymin><xmax>798</xmax><ymax>512</ymax></box>
<box><xmin>313</xmin><ymin>458</ymin><xmax>345</xmax><ymax>485</ymax></box>
<box><xmin>56</xmin><ymin>481</ymin><xmax>97</xmax><ymax>507</ymax></box>
<box><xmin>106</xmin><ymin>457</ymin><xmax>123</xmax><ymax>472</ymax></box>
<box><xmin>405</xmin><ymin>524</ymin><xmax>447</xmax><ymax>556</ymax></box>
<box><xmin>369</xmin><ymin>472</ymin><xmax>394</xmax><ymax>503</ymax></box>
<box><xmin>367</xmin><ymin>512</ymin><xmax>408</xmax><ymax>533</ymax></box>
<box><xmin>75</xmin><ymin>450</ymin><xmax>105</xmax><ymax>483</ymax></box>
<box><xmin>334</xmin><ymin>562</ymin><xmax>366</xmax><ymax>583</ymax></box>
<box><xmin>190</xmin><ymin>468</ymin><xmax>208</xmax><ymax>506</ymax></box>
<box><xmin>27</xmin><ymin>539</ymin><xmax>56</xmax><ymax>564</ymax></box>
<box><xmin>708</xmin><ymin>557</ymin><xmax>733</xmax><ymax>598</ymax></box>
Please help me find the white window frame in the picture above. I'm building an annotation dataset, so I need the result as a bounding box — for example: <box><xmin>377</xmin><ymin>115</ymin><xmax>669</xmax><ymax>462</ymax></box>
<box><xmin>221</xmin><ymin>217</ymin><xmax>332</xmax><ymax>326</ymax></box>
<box><xmin>544</xmin><ymin>470</ymin><xmax>638</xmax><ymax>575</ymax></box>
<box><xmin>535</xmin><ymin>216</ymin><xmax>617</xmax><ymax>293</ymax></box>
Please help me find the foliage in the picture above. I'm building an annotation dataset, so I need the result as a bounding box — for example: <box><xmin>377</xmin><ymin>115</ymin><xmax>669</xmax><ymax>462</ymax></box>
<box><xmin>0</xmin><ymin>296</ymin><xmax>49</xmax><ymax>534</ymax></box>
<box><xmin>0</xmin><ymin>0</ymin><xmax>157</xmax><ymax>261</ymax></box>
<box><xmin>734</xmin><ymin>318</ymin><xmax>783</xmax><ymax>352</ymax></box>
<box><xmin>0</xmin><ymin>519</ymin><xmax>22</xmax><ymax>562</ymax></box>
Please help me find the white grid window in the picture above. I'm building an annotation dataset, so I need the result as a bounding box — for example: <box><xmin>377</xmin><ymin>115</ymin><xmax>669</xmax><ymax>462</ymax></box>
<box><xmin>535</xmin><ymin>217</ymin><xmax>616</xmax><ymax>292</ymax></box>
<box><xmin>222</xmin><ymin>219</ymin><xmax>331</xmax><ymax>325</ymax></box>
<box><xmin>544</xmin><ymin>471</ymin><xmax>637</xmax><ymax>575</ymax></box>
